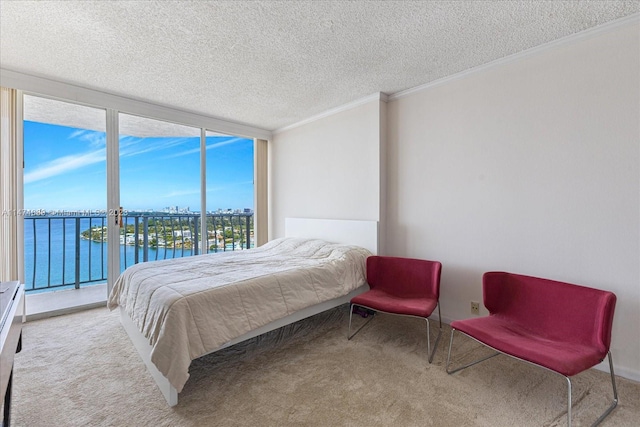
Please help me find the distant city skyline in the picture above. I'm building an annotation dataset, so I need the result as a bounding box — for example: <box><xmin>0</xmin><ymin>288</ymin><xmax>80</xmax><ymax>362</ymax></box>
<box><xmin>23</xmin><ymin>120</ymin><xmax>254</xmax><ymax>212</ymax></box>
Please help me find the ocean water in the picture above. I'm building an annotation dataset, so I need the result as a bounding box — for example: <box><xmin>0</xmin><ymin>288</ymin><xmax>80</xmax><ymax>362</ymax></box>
<box><xmin>23</xmin><ymin>217</ymin><xmax>195</xmax><ymax>291</ymax></box>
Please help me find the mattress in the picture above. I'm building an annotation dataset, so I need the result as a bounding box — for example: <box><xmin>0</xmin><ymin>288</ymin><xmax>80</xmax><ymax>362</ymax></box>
<box><xmin>107</xmin><ymin>237</ymin><xmax>370</xmax><ymax>392</ymax></box>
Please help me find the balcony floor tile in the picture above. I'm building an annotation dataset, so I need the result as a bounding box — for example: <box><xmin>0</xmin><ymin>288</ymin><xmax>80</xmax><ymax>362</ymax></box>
<box><xmin>25</xmin><ymin>283</ymin><xmax>107</xmax><ymax>321</ymax></box>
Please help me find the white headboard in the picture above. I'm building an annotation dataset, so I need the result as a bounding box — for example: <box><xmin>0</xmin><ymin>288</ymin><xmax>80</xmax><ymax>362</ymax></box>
<box><xmin>284</xmin><ymin>218</ymin><xmax>378</xmax><ymax>255</ymax></box>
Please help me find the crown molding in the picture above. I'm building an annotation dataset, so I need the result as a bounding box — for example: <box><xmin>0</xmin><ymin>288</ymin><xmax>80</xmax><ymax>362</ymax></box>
<box><xmin>388</xmin><ymin>13</ymin><xmax>640</xmax><ymax>102</ymax></box>
<box><xmin>272</xmin><ymin>13</ymin><xmax>638</xmax><ymax>134</ymax></box>
<box><xmin>273</xmin><ymin>92</ymin><xmax>388</xmax><ymax>135</ymax></box>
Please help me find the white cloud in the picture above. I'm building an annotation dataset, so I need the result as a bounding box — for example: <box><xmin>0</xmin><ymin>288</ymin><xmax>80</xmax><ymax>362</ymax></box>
<box><xmin>24</xmin><ymin>149</ymin><xmax>106</xmax><ymax>184</ymax></box>
<box><xmin>68</xmin><ymin>129</ymin><xmax>106</xmax><ymax>148</ymax></box>
<box><xmin>68</xmin><ymin>129</ymin><xmax>86</xmax><ymax>139</ymax></box>
<box><xmin>206</xmin><ymin>137</ymin><xmax>244</xmax><ymax>150</ymax></box>
<box><xmin>119</xmin><ymin>136</ymin><xmax>194</xmax><ymax>158</ymax></box>
<box><xmin>164</xmin><ymin>137</ymin><xmax>244</xmax><ymax>159</ymax></box>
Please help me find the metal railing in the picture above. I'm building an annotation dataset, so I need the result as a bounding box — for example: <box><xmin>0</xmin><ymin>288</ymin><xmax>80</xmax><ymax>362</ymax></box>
<box><xmin>24</xmin><ymin>212</ymin><xmax>253</xmax><ymax>292</ymax></box>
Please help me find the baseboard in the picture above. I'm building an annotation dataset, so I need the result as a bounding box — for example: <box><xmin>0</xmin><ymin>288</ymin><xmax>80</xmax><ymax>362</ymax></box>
<box><xmin>596</xmin><ymin>363</ymin><xmax>640</xmax><ymax>383</ymax></box>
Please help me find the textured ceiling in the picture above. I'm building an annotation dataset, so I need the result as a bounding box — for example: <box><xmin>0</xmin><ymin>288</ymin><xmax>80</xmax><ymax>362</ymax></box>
<box><xmin>1</xmin><ymin>1</ymin><xmax>638</xmax><ymax>132</ymax></box>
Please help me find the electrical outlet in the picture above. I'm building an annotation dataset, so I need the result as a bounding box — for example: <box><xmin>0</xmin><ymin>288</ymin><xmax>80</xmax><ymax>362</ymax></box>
<box><xmin>471</xmin><ymin>301</ymin><xmax>480</xmax><ymax>315</ymax></box>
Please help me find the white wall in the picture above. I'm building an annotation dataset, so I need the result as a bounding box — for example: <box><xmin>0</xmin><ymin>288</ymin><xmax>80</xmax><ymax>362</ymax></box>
<box><xmin>270</xmin><ymin>99</ymin><xmax>385</xmax><ymax>240</ymax></box>
<box><xmin>387</xmin><ymin>22</ymin><xmax>639</xmax><ymax>379</ymax></box>
<box><xmin>268</xmin><ymin>20</ymin><xmax>639</xmax><ymax>381</ymax></box>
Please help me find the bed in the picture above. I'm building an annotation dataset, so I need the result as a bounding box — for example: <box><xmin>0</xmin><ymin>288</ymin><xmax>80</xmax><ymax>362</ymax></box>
<box><xmin>108</xmin><ymin>218</ymin><xmax>378</xmax><ymax>406</ymax></box>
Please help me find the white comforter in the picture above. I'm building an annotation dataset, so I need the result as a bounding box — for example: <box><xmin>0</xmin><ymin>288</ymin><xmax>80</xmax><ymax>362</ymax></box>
<box><xmin>107</xmin><ymin>237</ymin><xmax>370</xmax><ymax>392</ymax></box>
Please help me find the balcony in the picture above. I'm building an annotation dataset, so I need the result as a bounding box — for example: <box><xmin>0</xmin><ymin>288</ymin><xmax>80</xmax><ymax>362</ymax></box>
<box><xmin>24</xmin><ymin>212</ymin><xmax>254</xmax><ymax>319</ymax></box>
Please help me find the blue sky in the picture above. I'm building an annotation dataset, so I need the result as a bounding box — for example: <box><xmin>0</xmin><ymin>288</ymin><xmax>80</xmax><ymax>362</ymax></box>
<box><xmin>23</xmin><ymin>121</ymin><xmax>254</xmax><ymax>212</ymax></box>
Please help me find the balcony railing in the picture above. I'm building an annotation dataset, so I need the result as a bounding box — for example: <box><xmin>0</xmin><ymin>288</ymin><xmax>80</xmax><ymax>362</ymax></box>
<box><xmin>24</xmin><ymin>212</ymin><xmax>253</xmax><ymax>292</ymax></box>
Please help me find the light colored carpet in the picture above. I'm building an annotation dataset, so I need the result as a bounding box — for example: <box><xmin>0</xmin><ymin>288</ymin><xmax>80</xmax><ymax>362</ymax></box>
<box><xmin>10</xmin><ymin>306</ymin><xmax>640</xmax><ymax>427</ymax></box>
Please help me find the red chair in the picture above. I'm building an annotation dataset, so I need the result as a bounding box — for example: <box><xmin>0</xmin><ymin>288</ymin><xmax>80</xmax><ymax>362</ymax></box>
<box><xmin>348</xmin><ymin>256</ymin><xmax>442</xmax><ymax>363</ymax></box>
<box><xmin>446</xmin><ymin>272</ymin><xmax>618</xmax><ymax>427</ymax></box>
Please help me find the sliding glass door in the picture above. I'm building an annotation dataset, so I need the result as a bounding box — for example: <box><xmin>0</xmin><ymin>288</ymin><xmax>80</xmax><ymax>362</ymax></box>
<box><xmin>118</xmin><ymin>113</ymin><xmax>200</xmax><ymax>268</ymax></box>
<box><xmin>22</xmin><ymin>95</ymin><xmax>107</xmax><ymax>292</ymax></box>
<box><xmin>204</xmin><ymin>130</ymin><xmax>254</xmax><ymax>252</ymax></box>
<box><xmin>21</xmin><ymin>95</ymin><xmax>259</xmax><ymax>300</ymax></box>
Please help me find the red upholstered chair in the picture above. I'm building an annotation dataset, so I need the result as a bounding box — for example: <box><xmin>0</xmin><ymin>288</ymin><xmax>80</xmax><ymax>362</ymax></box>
<box><xmin>446</xmin><ymin>272</ymin><xmax>618</xmax><ymax>427</ymax></box>
<box><xmin>348</xmin><ymin>256</ymin><xmax>442</xmax><ymax>363</ymax></box>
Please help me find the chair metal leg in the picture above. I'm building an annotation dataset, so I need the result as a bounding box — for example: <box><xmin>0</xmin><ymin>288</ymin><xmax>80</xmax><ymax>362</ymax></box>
<box><xmin>347</xmin><ymin>304</ymin><xmax>374</xmax><ymax>340</ymax></box>
<box><xmin>447</xmin><ymin>330</ymin><xmax>619</xmax><ymax>426</ymax></box>
<box><xmin>445</xmin><ymin>329</ymin><xmax>500</xmax><ymax>374</ymax></box>
<box><xmin>349</xmin><ymin>303</ymin><xmax>442</xmax><ymax>364</ymax></box>
<box><xmin>566</xmin><ymin>376</ymin><xmax>573</xmax><ymax>427</ymax></box>
<box><xmin>565</xmin><ymin>350</ymin><xmax>619</xmax><ymax>427</ymax></box>
<box><xmin>590</xmin><ymin>351</ymin><xmax>618</xmax><ymax>427</ymax></box>
<box><xmin>425</xmin><ymin>303</ymin><xmax>442</xmax><ymax>363</ymax></box>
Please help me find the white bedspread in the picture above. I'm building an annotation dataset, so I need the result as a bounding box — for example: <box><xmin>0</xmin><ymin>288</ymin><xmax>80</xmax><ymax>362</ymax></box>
<box><xmin>107</xmin><ymin>237</ymin><xmax>370</xmax><ymax>392</ymax></box>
